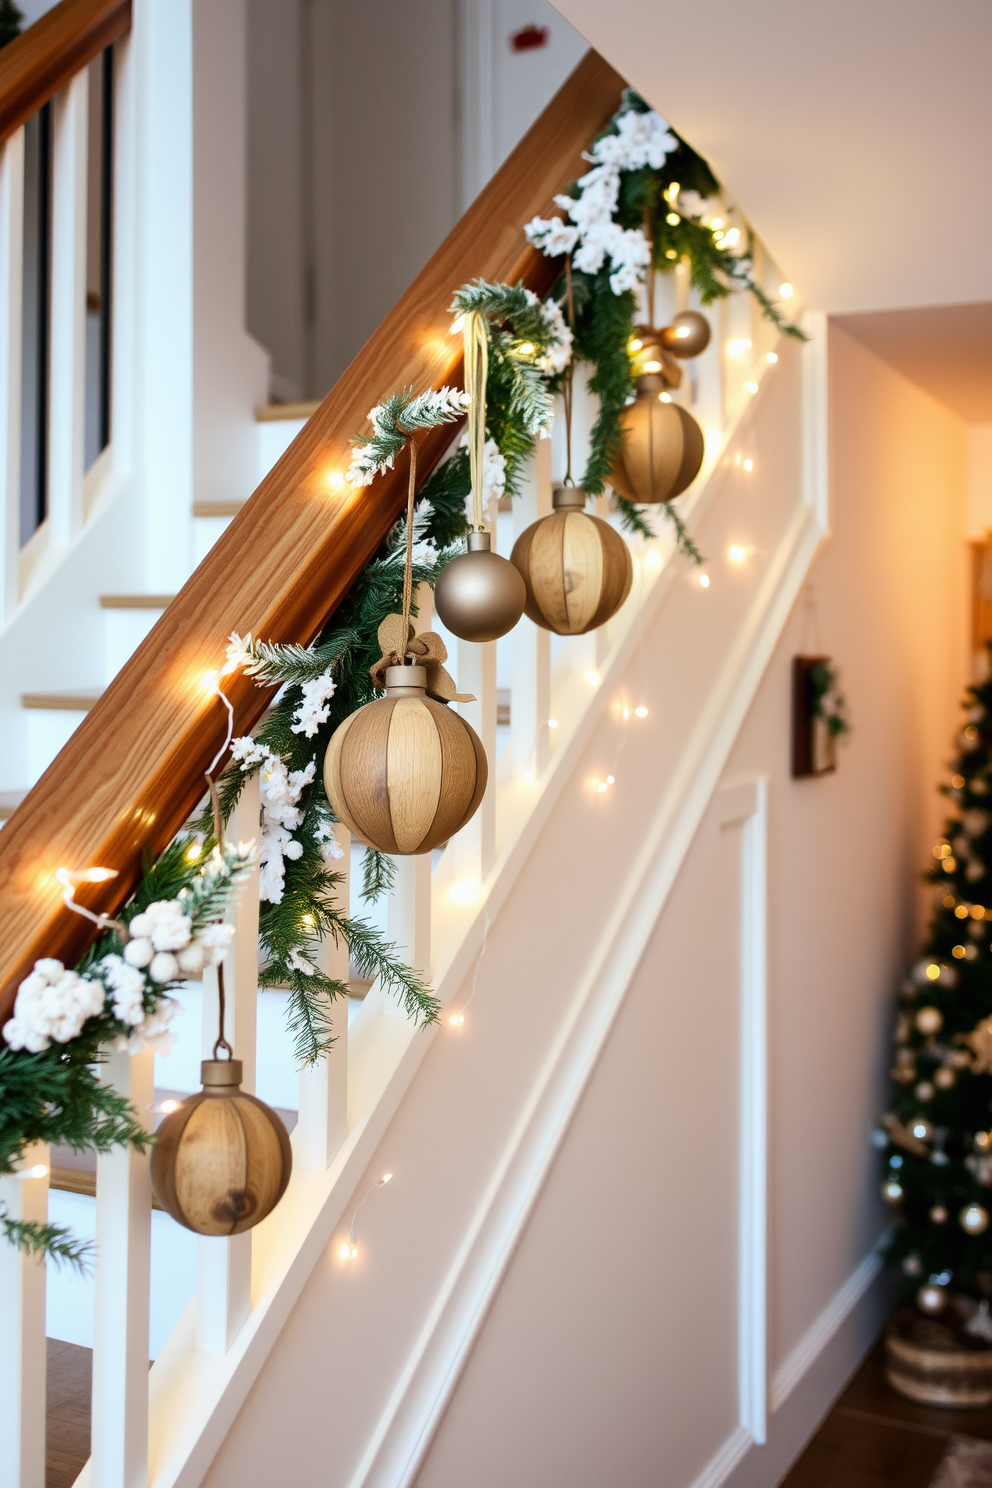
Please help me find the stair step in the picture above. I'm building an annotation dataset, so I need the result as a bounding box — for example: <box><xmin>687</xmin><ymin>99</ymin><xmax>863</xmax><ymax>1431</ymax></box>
<box><xmin>21</xmin><ymin>690</ymin><xmax>101</xmax><ymax>712</ymax></box>
<box><xmin>255</xmin><ymin>401</ymin><xmax>320</xmax><ymax>422</ymax></box>
<box><xmin>99</xmin><ymin>594</ymin><xmax>175</xmax><ymax>610</ymax></box>
<box><xmin>0</xmin><ymin>789</ymin><xmax>26</xmax><ymax>821</ymax></box>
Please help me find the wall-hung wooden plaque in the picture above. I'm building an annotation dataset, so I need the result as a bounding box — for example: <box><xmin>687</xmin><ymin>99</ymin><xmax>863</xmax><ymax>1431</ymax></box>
<box><xmin>792</xmin><ymin>655</ymin><xmax>837</xmax><ymax>778</ymax></box>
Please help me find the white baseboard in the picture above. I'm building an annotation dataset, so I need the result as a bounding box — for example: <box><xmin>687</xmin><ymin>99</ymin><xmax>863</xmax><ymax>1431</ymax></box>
<box><xmin>689</xmin><ymin>1427</ymin><xmax>753</xmax><ymax>1488</ymax></box>
<box><xmin>770</xmin><ymin>1243</ymin><xmax>885</xmax><ymax>1412</ymax></box>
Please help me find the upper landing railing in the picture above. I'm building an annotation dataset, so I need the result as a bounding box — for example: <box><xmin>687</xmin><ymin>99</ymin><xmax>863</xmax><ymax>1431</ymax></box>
<box><xmin>0</xmin><ymin>33</ymin><xmax>626</xmax><ymax>1006</ymax></box>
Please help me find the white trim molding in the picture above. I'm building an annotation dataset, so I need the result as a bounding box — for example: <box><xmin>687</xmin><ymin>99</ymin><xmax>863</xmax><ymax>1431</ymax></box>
<box><xmin>771</xmin><ymin>1242</ymin><xmax>885</xmax><ymax>1413</ymax></box>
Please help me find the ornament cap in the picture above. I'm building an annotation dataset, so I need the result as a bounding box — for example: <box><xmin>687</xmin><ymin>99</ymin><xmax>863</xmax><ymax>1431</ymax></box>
<box><xmin>466</xmin><ymin>528</ymin><xmax>492</xmax><ymax>552</ymax></box>
<box><xmin>201</xmin><ymin>1058</ymin><xmax>243</xmax><ymax>1088</ymax></box>
<box><xmin>552</xmin><ymin>484</ymin><xmax>586</xmax><ymax>510</ymax></box>
<box><xmin>384</xmin><ymin>663</ymin><xmax>428</xmax><ymax>694</ymax></box>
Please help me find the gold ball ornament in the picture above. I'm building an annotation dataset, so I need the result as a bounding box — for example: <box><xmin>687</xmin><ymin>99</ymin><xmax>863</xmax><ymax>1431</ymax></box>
<box><xmin>660</xmin><ymin>310</ymin><xmax>712</xmax><ymax>360</ymax></box>
<box><xmin>882</xmin><ymin>1178</ymin><xmax>904</xmax><ymax>1204</ymax></box>
<box><xmin>324</xmin><ymin>664</ymin><xmax>487</xmax><ymax>855</ymax></box>
<box><xmin>510</xmin><ymin>486</ymin><xmax>633</xmax><ymax>636</ymax></box>
<box><xmin>930</xmin><ymin>1205</ymin><xmax>949</xmax><ymax>1224</ymax></box>
<box><xmin>150</xmin><ymin>1059</ymin><xmax>292</xmax><ymax>1235</ymax></box>
<box><xmin>917</xmin><ymin>1283</ymin><xmax>947</xmax><ymax>1314</ymax></box>
<box><xmin>935</xmin><ymin>1066</ymin><xmax>957</xmax><ymax>1090</ymax></box>
<box><xmin>915</xmin><ymin>1081</ymin><xmax>935</xmax><ymax>1102</ymax></box>
<box><xmin>961</xmin><ymin>1204</ymin><xmax>990</xmax><ymax>1236</ymax></box>
<box><xmin>433</xmin><ymin>530</ymin><xmax>526</xmax><ymax>642</ymax></box>
<box><xmin>608</xmin><ymin>384</ymin><xmax>705</xmax><ymax>506</ymax></box>
<box><xmin>916</xmin><ymin>1006</ymin><xmax>944</xmax><ymax>1036</ymax></box>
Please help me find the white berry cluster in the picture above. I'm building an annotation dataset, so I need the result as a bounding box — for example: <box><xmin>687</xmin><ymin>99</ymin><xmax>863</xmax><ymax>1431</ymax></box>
<box><xmin>3</xmin><ymin>959</ymin><xmax>105</xmax><ymax>1052</ymax></box>
<box><xmin>526</xmin><ymin>107</ymin><xmax>675</xmax><ymax>296</ymax></box>
<box><xmin>123</xmin><ymin>899</ymin><xmax>234</xmax><ymax>983</ymax></box>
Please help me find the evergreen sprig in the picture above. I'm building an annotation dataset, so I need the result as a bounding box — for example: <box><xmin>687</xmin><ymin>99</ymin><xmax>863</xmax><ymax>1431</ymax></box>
<box><xmin>1</xmin><ymin>1209</ymin><xmax>93</xmax><ymax>1273</ymax></box>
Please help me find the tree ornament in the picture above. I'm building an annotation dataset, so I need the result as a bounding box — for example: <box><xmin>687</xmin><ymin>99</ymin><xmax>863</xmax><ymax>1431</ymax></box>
<box><xmin>433</xmin><ymin>310</ymin><xmax>525</xmax><ymax>642</ymax></box>
<box><xmin>915</xmin><ymin>1081</ymin><xmax>935</xmax><ymax>1102</ymax></box>
<box><xmin>882</xmin><ymin>1177</ymin><xmax>904</xmax><ymax>1204</ymax></box>
<box><xmin>930</xmin><ymin>1205</ymin><xmax>949</xmax><ymax>1224</ymax></box>
<box><xmin>901</xmin><ymin>1253</ymin><xmax>922</xmax><ymax>1276</ymax></box>
<box><xmin>917</xmin><ymin>1283</ymin><xmax>947</xmax><ymax>1314</ymax></box>
<box><xmin>151</xmin><ymin>1056</ymin><xmax>292</xmax><ymax>1235</ymax></box>
<box><xmin>608</xmin><ymin>356</ymin><xmax>704</xmax><ymax>506</ymax></box>
<box><xmin>324</xmin><ymin>618</ymin><xmax>486</xmax><ymax>856</ymax></box>
<box><xmin>660</xmin><ymin>310</ymin><xmax>712</xmax><ymax>360</ymax></box>
<box><xmin>916</xmin><ymin>1006</ymin><xmax>944</xmax><ymax>1035</ymax></box>
<box><xmin>935</xmin><ymin>1066</ymin><xmax>957</xmax><ymax>1090</ymax></box>
<box><xmin>510</xmin><ymin>485</ymin><xmax>633</xmax><ymax>635</ymax></box>
<box><xmin>961</xmin><ymin>1204</ymin><xmax>990</xmax><ymax>1236</ymax></box>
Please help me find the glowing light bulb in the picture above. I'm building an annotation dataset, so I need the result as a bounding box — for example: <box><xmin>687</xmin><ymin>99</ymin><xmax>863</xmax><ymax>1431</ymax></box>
<box><xmin>606</xmin><ymin>775</ymin><xmax>615</xmax><ymax>785</ymax></box>
<box><xmin>665</xmin><ymin>249</ymin><xmax>678</xmax><ymax>260</ymax></box>
<box><xmin>339</xmin><ymin>1242</ymin><xmax>352</xmax><ymax>1260</ymax></box>
<box><xmin>658</xmin><ymin>391</ymin><xmax>672</xmax><ymax>403</ymax></box>
<box><xmin>629</xmin><ymin>338</ymin><xmax>643</xmax><ymax>352</ymax></box>
<box><xmin>518</xmin><ymin>341</ymin><xmax>535</xmax><ymax>356</ymax></box>
<box><xmin>597</xmin><ymin>782</ymin><xmax>608</xmax><ymax>794</ymax></box>
<box><xmin>643</xmin><ymin>359</ymin><xmax>662</xmax><ymax>373</ymax></box>
<box><xmin>728</xmin><ymin>544</ymin><xmax>748</xmax><ymax>563</ymax></box>
<box><xmin>30</xmin><ymin>1163</ymin><xmax>48</xmax><ymax>1179</ymax></box>
<box><xmin>666</xmin><ymin>212</ymin><xmax>680</xmax><ymax>226</ymax></box>
<box><xmin>449</xmin><ymin>1012</ymin><xmax>464</xmax><ymax>1027</ymax></box>
<box><xmin>585</xmin><ymin>671</ymin><xmax>601</xmax><ymax>687</ymax></box>
<box><xmin>743</xmin><ymin>458</ymin><xmax>754</xmax><ymax>473</ymax></box>
<box><xmin>328</xmin><ymin>470</ymin><xmax>345</xmax><ymax>489</ymax></box>
<box><xmin>548</xmin><ymin>718</ymin><xmax>559</xmax><ymax>729</ymax></box>
<box><xmin>450</xmin><ymin>314</ymin><xmax>465</xmax><ymax>335</ymax></box>
<box><xmin>698</xmin><ymin>573</ymin><xmax>710</xmax><ymax>588</ymax></box>
<box><xmin>766</xmin><ymin>352</ymin><xmax>778</xmax><ymax>364</ymax></box>
<box><xmin>710</xmin><ymin>217</ymin><xmax>724</xmax><ymax>230</ymax></box>
<box><xmin>722</xmin><ymin>228</ymin><xmax>740</xmax><ymax>246</ymax></box>
<box><xmin>744</xmin><ymin>381</ymin><xmax>759</xmax><ymax>394</ymax></box>
<box><xmin>645</xmin><ymin>549</ymin><xmax>662</xmax><ymax>570</ymax></box>
<box><xmin>201</xmin><ymin>669</ymin><xmax>221</xmax><ymax>694</ymax></box>
<box><xmin>622</xmin><ymin>706</ymin><xmax>630</xmax><ymax>721</ymax></box>
<box><xmin>160</xmin><ymin>1099</ymin><xmax>180</xmax><ymax>1115</ymax></box>
<box><xmin>634</xmin><ymin>706</ymin><xmax>648</xmax><ymax>719</ymax></box>
<box><xmin>926</xmin><ymin>964</ymin><xmax>941</xmax><ymax>980</ymax></box>
<box><xmin>675</xmin><ymin>325</ymin><xmax>691</xmax><ymax>339</ymax></box>
<box><xmin>779</xmin><ymin>282</ymin><xmax>794</xmax><ymax>299</ymax></box>
<box><xmin>726</xmin><ymin>338</ymin><xmax>752</xmax><ymax>358</ymax></box>
<box><xmin>185</xmin><ymin>842</ymin><xmax>202</xmax><ymax>862</ymax></box>
<box><xmin>380</xmin><ymin>1173</ymin><xmax>393</xmax><ymax>1185</ymax></box>
<box><xmin>302</xmin><ymin>913</ymin><xmax>314</xmax><ymax>926</ymax></box>
<box><xmin>449</xmin><ymin>880</ymin><xmax>481</xmax><ymax>906</ymax></box>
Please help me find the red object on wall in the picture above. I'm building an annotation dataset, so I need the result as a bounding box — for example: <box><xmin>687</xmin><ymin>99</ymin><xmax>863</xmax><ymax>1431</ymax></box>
<box><xmin>510</xmin><ymin>24</ymin><xmax>549</xmax><ymax>51</ymax></box>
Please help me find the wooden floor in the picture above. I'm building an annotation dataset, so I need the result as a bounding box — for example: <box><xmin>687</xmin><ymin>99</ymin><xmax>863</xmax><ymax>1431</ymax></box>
<box><xmin>782</xmin><ymin>1338</ymin><xmax>992</xmax><ymax>1487</ymax></box>
<box><xmin>47</xmin><ymin>1338</ymin><xmax>91</xmax><ymax>1488</ymax></box>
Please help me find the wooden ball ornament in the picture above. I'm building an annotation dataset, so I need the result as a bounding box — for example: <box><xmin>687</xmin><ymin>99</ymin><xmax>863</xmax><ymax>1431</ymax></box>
<box><xmin>510</xmin><ymin>485</ymin><xmax>633</xmax><ymax>635</ymax></box>
<box><xmin>608</xmin><ymin>382</ymin><xmax>704</xmax><ymax>506</ymax></box>
<box><xmin>434</xmin><ymin>529</ymin><xmax>526</xmax><ymax>642</ymax></box>
<box><xmin>324</xmin><ymin>663</ymin><xmax>487</xmax><ymax>854</ymax></box>
<box><xmin>150</xmin><ymin>1058</ymin><xmax>292</xmax><ymax>1236</ymax></box>
<box><xmin>660</xmin><ymin>310</ymin><xmax>711</xmax><ymax>360</ymax></box>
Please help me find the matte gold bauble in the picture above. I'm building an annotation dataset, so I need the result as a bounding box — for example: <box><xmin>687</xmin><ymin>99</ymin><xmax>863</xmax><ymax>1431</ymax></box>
<box><xmin>609</xmin><ymin>391</ymin><xmax>704</xmax><ymax>506</ymax></box>
<box><xmin>916</xmin><ymin>1006</ymin><xmax>944</xmax><ymax>1035</ymax></box>
<box><xmin>961</xmin><ymin>1204</ymin><xmax>990</xmax><ymax>1236</ymax></box>
<box><xmin>150</xmin><ymin>1059</ymin><xmax>292</xmax><ymax>1235</ymax></box>
<box><xmin>510</xmin><ymin>486</ymin><xmax>633</xmax><ymax>636</ymax></box>
<box><xmin>324</xmin><ymin>664</ymin><xmax>487</xmax><ymax>854</ymax></box>
<box><xmin>917</xmin><ymin>1283</ymin><xmax>947</xmax><ymax>1314</ymax></box>
<box><xmin>433</xmin><ymin>530</ymin><xmax>526</xmax><ymax>642</ymax></box>
<box><xmin>660</xmin><ymin>310</ymin><xmax>711</xmax><ymax>359</ymax></box>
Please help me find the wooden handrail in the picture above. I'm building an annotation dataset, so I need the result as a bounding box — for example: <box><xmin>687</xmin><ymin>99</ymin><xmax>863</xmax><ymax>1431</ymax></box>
<box><xmin>0</xmin><ymin>48</ymin><xmax>626</xmax><ymax>1013</ymax></box>
<box><xmin>0</xmin><ymin>0</ymin><xmax>130</xmax><ymax>143</ymax></box>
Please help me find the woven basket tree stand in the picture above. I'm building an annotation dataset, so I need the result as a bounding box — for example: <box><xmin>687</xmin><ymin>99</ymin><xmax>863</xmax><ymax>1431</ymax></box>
<box><xmin>886</xmin><ymin>1303</ymin><xmax>992</xmax><ymax>1407</ymax></box>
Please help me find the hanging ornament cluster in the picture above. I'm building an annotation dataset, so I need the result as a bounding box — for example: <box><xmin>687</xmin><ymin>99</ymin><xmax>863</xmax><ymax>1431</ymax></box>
<box><xmin>434</xmin><ymin>310</ymin><xmax>526</xmax><ymax>642</ymax></box>
<box><xmin>608</xmin><ymin>316</ymin><xmax>707</xmax><ymax>506</ymax></box>
<box><xmin>151</xmin><ymin>780</ymin><xmax>292</xmax><ymax>1236</ymax></box>
<box><xmin>511</xmin><ymin>485</ymin><xmax>632</xmax><ymax>635</ymax></box>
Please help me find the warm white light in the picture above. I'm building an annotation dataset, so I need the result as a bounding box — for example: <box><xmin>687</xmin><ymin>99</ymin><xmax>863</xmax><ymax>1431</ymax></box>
<box><xmin>666</xmin><ymin>212</ymin><xmax>680</xmax><ymax>226</ymax></box>
<box><xmin>744</xmin><ymin>380</ymin><xmax>759</xmax><ymax>394</ymax></box>
<box><xmin>779</xmin><ymin>282</ymin><xmax>794</xmax><ymax>299</ymax></box>
<box><xmin>664</xmin><ymin>182</ymin><xmax>680</xmax><ymax>201</ymax></box>
<box><xmin>710</xmin><ymin>217</ymin><xmax>724</xmax><ymax>230</ymax></box>
<box><xmin>726</xmin><ymin>338</ymin><xmax>752</xmax><ymax>358</ymax></box>
<box><xmin>547</xmin><ymin>718</ymin><xmax>559</xmax><ymax>729</ymax></box>
<box><xmin>634</xmin><ymin>706</ymin><xmax>648</xmax><ymax>719</ymax></box>
<box><xmin>57</xmin><ymin>865</ymin><xmax>118</xmax><ymax>889</ymax></box>
<box><xmin>30</xmin><ymin>1163</ymin><xmax>48</xmax><ymax>1179</ymax></box>
<box><xmin>160</xmin><ymin>1099</ymin><xmax>180</xmax><ymax>1115</ymax></box>
<box><xmin>185</xmin><ymin>842</ymin><xmax>202</xmax><ymax>862</ymax></box>
<box><xmin>449</xmin><ymin>880</ymin><xmax>481</xmax><ymax>906</ymax></box>
<box><xmin>597</xmin><ymin>782</ymin><xmax>608</xmax><ymax>794</ymax></box>
<box><xmin>518</xmin><ymin>341</ymin><xmax>535</xmax><ymax>356</ymax></box>
<box><xmin>665</xmin><ymin>249</ymin><xmax>678</xmax><ymax>260</ymax></box>
<box><xmin>328</xmin><ymin>471</ymin><xmax>345</xmax><ymax>489</ymax></box>
<box><xmin>675</xmin><ymin>325</ymin><xmax>691</xmax><ymax>339</ymax></box>
<box><xmin>302</xmin><ymin>913</ymin><xmax>314</xmax><ymax>926</ymax></box>
<box><xmin>643</xmin><ymin>359</ymin><xmax>662</xmax><ymax>374</ymax></box>
<box><xmin>523</xmin><ymin>771</ymin><xmax>534</xmax><ymax>784</ymax></box>
<box><xmin>606</xmin><ymin>775</ymin><xmax>615</xmax><ymax>785</ymax></box>
<box><xmin>728</xmin><ymin>544</ymin><xmax>748</xmax><ymax>563</ymax></box>
<box><xmin>742</xmin><ymin>458</ymin><xmax>754</xmax><ymax>473</ymax></box>
<box><xmin>585</xmin><ymin>672</ymin><xmax>601</xmax><ymax>687</ymax></box>
<box><xmin>450</xmin><ymin>314</ymin><xmax>465</xmax><ymax>335</ymax></box>
<box><xmin>658</xmin><ymin>392</ymin><xmax>672</xmax><ymax>403</ymax></box>
<box><xmin>645</xmin><ymin>549</ymin><xmax>662</xmax><ymax>570</ymax></box>
<box><xmin>201</xmin><ymin>669</ymin><xmax>221</xmax><ymax>694</ymax></box>
<box><xmin>766</xmin><ymin>352</ymin><xmax>778</xmax><ymax>364</ymax></box>
<box><xmin>449</xmin><ymin>1012</ymin><xmax>464</xmax><ymax>1027</ymax></box>
<box><xmin>723</xmin><ymin>228</ymin><xmax>740</xmax><ymax>246</ymax></box>
<box><xmin>380</xmin><ymin>1173</ymin><xmax>393</xmax><ymax>1185</ymax></box>
<box><xmin>629</xmin><ymin>338</ymin><xmax>643</xmax><ymax>352</ymax></box>
<box><xmin>698</xmin><ymin>573</ymin><xmax>710</xmax><ymax>588</ymax></box>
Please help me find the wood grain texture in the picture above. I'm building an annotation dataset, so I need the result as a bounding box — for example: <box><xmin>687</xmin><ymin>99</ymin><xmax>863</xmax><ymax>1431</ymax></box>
<box><xmin>0</xmin><ymin>48</ymin><xmax>626</xmax><ymax>1012</ymax></box>
<box><xmin>610</xmin><ymin>395</ymin><xmax>704</xmax><ymax>503</ymax></box>
<box><xmin>0</xmin><ymin>0</ymin><xmax>130</xmax><ymax>143</ymax></box>
<box><xmin>512</xmin><ymin>510</ymin><xmax>633</xmax><ymax>634</ymax></box>
<box><xmin>388</xmin><ymin>698</ymin><xmax>443</xmax><ymax>853</ymax></box>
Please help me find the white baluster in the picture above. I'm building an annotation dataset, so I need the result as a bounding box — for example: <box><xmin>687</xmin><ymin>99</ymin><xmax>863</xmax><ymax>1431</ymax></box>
<box><xmin>0</xmin><ymin>126</ymin><xmax>24</xmax><ymax>622</ymax></box>
<box><xmin>196</xmin><ymin>771</ymin><xmax>259</xmax><ymax>1354</ymax></box>
<box><xmin>511</xmin><ymin>441</ymin><xmax>552</xmax><ymax>779</ymax></box>
<box><xmin>456</xmin><ymin>637</ymin><xmax>496</xmax><ymax>881</ymax></box>
<box><xmin>92</xmin><ymin>1049</ymin><xmax>154</xmax><ymax>1488</ymax></box>
<box><xmin>387</xmin><ymin>854</ymin><xmax>431</xmax><ymax>987</ymax></box>
<box><xmin>0</xmin><ymin>1142</ymin><xmax>49</xmax><ymax>1488</ymax></box>
<box><xmin>297</xmin><ymin>824</ymin><xmax>350</xmax><ymax>1169</ymax></box>
<box><xmin>47</xmin><ymin>70</ymin><xmax>89</xmax><ymax>547</ymax></box>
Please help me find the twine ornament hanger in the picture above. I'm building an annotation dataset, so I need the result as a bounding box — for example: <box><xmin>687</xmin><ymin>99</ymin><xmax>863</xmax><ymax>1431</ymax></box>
<box><xmin>463</xmin><ymin>309</ymin><xmax>489</xmax><ymax>529</ymax></box>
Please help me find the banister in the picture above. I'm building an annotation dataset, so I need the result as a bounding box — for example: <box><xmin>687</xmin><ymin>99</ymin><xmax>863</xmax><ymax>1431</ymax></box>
<box><xmin>0</xmin><ymin>0</ymin><xmax>130</xmax><ymax>144</ymax></box>
<box><xmin>0</xmin><ymin>48</ymin><xmax>626</xmax><ymax>1013</ymax></box>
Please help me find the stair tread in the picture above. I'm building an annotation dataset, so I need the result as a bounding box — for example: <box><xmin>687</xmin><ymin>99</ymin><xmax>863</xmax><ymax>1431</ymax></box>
<box><xmin>22</xmin><ymin>689</ymin><xmax>102</xmax><ymax>711</ymax></box>
<box><xmin>99</xmin><ymin>594</ymin><xmax>175</xmax><ymax>609</ymax></box>
<box><xmin>255</xmin><ymin>400</ymin><xmax>320</xmax><ymax>423</ymax></box>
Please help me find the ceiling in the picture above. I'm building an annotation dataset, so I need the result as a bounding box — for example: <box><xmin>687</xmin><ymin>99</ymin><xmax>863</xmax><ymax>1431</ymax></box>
<box><xmin>553</xmin><ymin>0</ymin><xmax>992</xmax><ymax>318</ymax></box>
<box><xmin>833</xmin><ymin>303</ymin><xmax>992</xmax><ymax>424</ymax></box>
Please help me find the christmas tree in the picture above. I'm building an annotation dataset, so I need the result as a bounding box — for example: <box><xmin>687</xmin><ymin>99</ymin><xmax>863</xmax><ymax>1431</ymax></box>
<box><xmin>882</xmin><ymin>659</ymin><xmax>992</xmax><ymax>1334</ymax></box>
<box><xmin>0</xmin><ymin>0</ymin><xmax>22</xmax><ymax>50</ymax></box>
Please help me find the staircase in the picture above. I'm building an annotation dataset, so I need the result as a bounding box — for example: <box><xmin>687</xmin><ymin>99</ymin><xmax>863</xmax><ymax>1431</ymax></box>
<box><xmin>0</xmin><ymin>6</ymin><xmax>835</xmax><ymax>1488</ymax></box>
